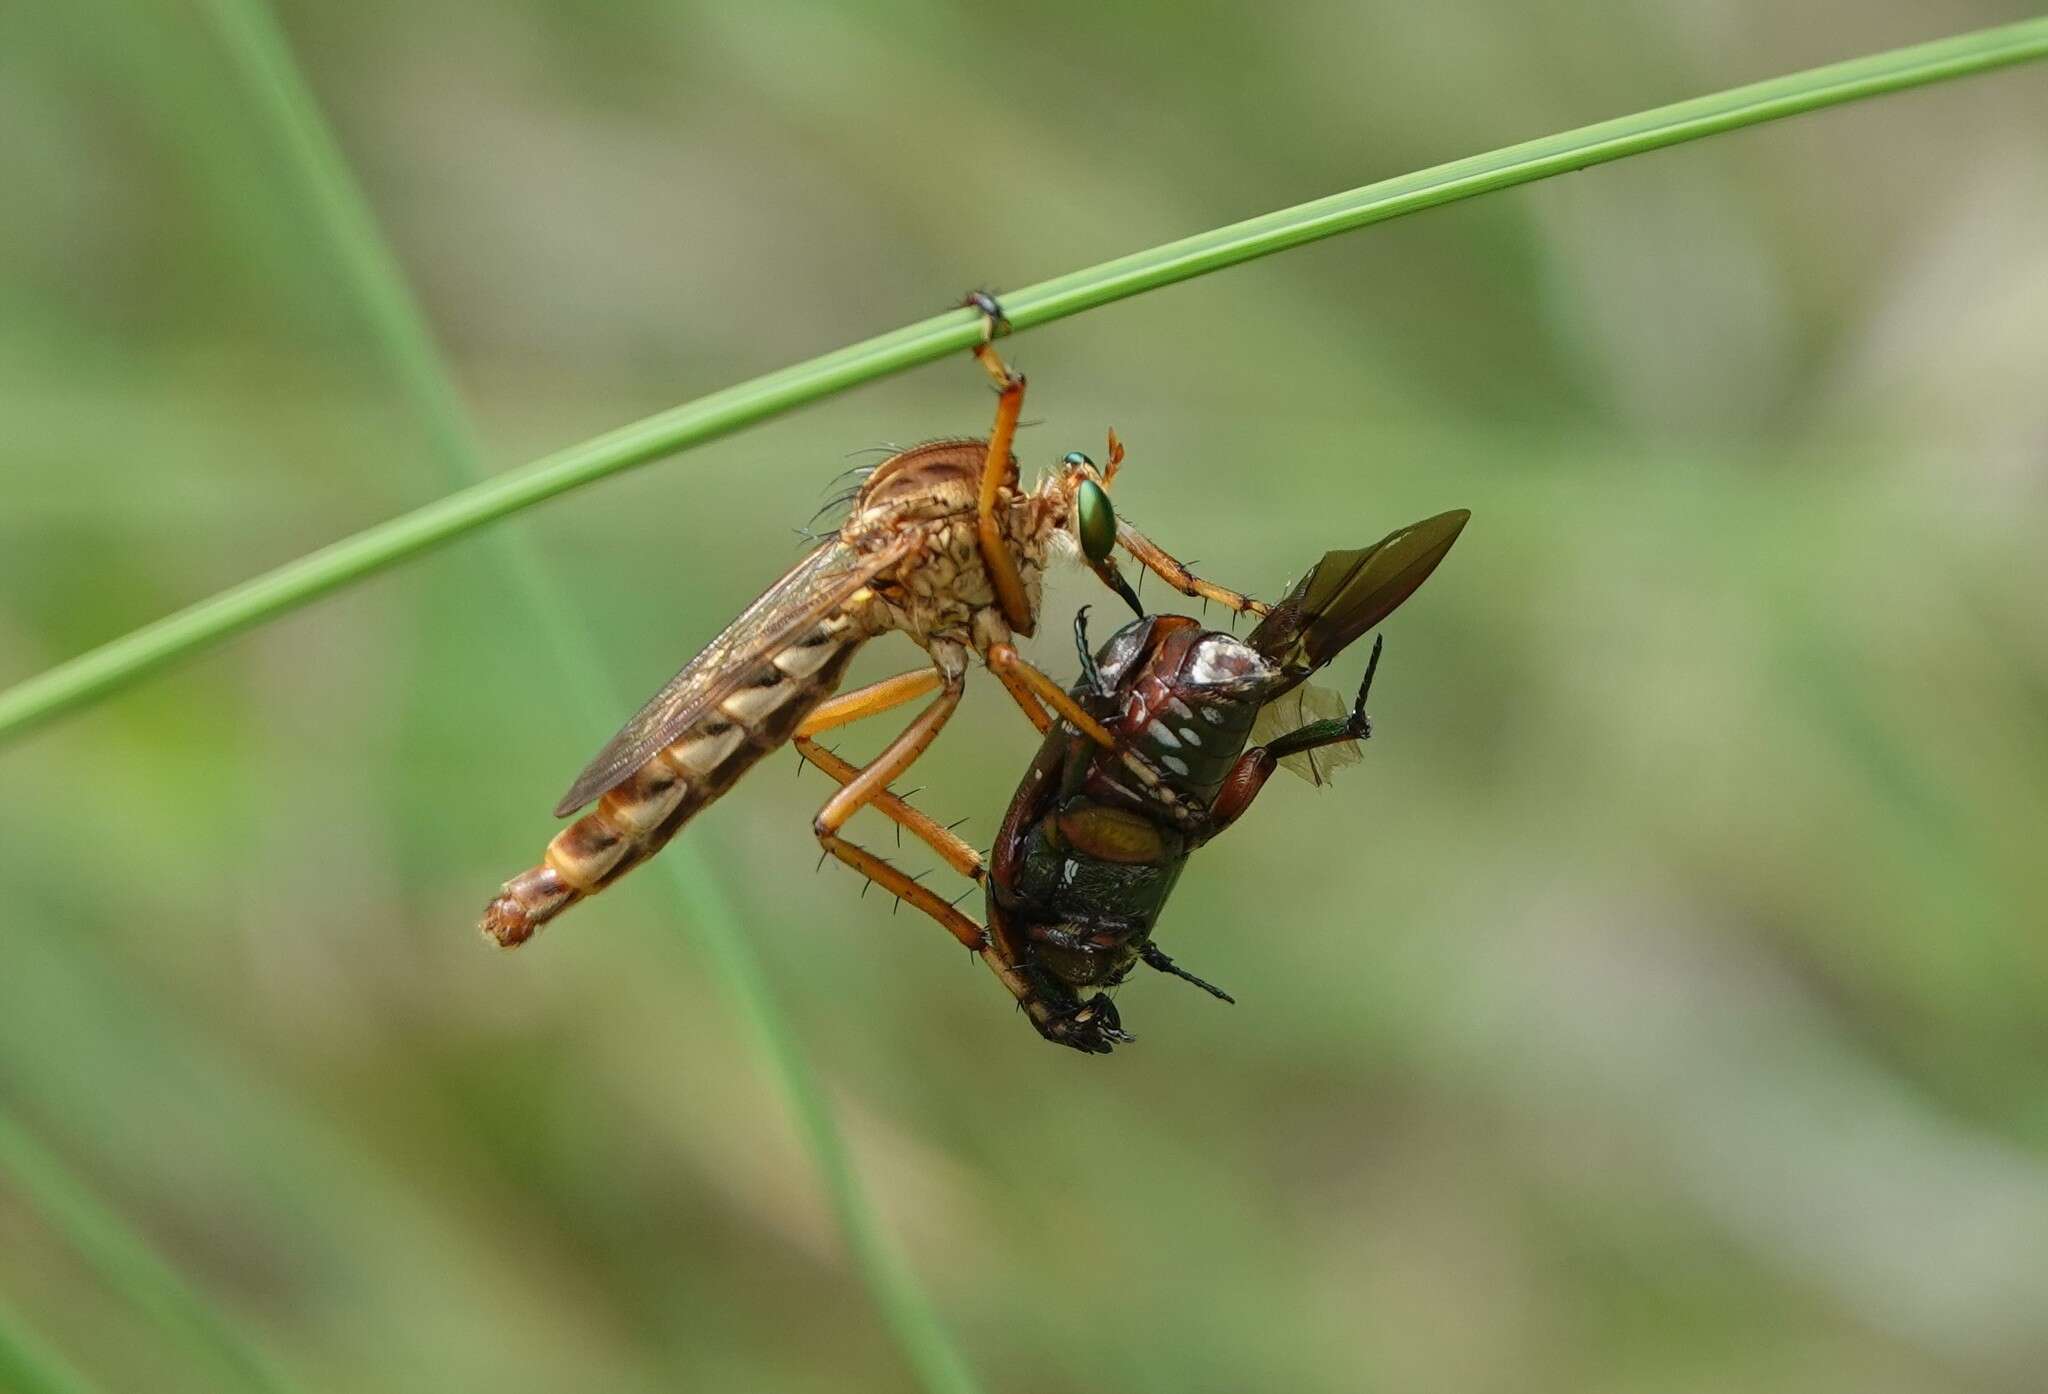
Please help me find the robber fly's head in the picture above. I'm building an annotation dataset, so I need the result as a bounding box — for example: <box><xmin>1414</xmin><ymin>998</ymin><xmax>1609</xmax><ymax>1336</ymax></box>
<box><xmin>1046</xmin><ymin>432</ymin><xmax>1142</xmax><ymax>617</ymax></box>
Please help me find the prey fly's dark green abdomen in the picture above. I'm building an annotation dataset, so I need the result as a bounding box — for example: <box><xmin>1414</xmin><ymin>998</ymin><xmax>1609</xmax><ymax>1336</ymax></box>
<box><xmin>1002</xmin><ymin>792</ymin><xmax>1191</xmax><ymax>988</ymax></box>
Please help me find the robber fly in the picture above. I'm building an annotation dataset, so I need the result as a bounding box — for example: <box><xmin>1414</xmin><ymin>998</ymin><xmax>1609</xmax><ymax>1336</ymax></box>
<box><xmin>482</xmin><ymin>295</ymin><xmax>1257</xmax><ymax>947</ymax></box>
<box><xmin>812</xmin><ymin>510</ymin><xmax>1468</xmax><ymax>1053</ymax></box>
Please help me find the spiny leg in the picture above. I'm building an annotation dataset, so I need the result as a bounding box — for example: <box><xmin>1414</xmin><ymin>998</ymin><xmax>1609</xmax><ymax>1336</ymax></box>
<box><xmin>801</xmin><ymin>700</ymin><xmax>1061</xmax><ymax>1024</ymax></box>
<box><xmin>829</xmin><ymin>624</ymin><xmax>1109</xmax><ymax>751</ymax></box>
<box><xmin>794</xmin><ymin>738</ymin><xmax>985</xmax><ymax>883</ymax></box>
<box><xmin>796</xmin><ymin>659</ymin><xmax>1036</xmax><ymax>1012</ymax></box>
<box><xmin>811</xmin><ymin>676</ymin><xmax>982</xmax><ymax>942</ymax></box>
<box><xmin>986</xmin><ymin>642</ymin><xmax>1119</xmax><ymax>749</ymax></box>
<box><xmin>1116</xmin><ymin>521</ymin><xmax>1271</xmax><ymax>618</ymax></box>
<box><xmin>965</xmin><ymin>293</ymin><xmax>1035</xmax><ymax>635</ymax></box>
<box><xmin>816</xmin><ymin>828</ymin><xmax>988</xmax><ymax>950</ymax></box>
<box><xmin>797</xmin><ymin>666</ymin><xmax>943</xmax><ymax>737</ymax></box>
<box><xmin>809</xmin><ymin>670</ymin><xmax>959</xmax><ymax>825</ymax></box>
<box><xmin>987</xmin><ymin>659</ymin><xmax>1053</xmax><ymax>735</ymax></box>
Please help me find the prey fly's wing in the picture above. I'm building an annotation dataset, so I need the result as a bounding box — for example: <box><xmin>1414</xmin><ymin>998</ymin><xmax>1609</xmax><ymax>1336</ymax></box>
<box><xmin>553</xmin><ymin>535</ymin><xmax>911</xmax><ymax>816</ymax></box>
<box><xmin>1248</xmin><ymin>683</ymin><xmax>1365</xmax><ymax>786</ymax></box>
<box><xmin>1248</xmin><ymin>509</ymin><xmax>1469</xmax><ymax>673</ymax></box>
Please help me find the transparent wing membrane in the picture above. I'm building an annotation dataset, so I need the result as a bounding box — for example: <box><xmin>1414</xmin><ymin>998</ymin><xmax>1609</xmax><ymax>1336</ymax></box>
<box><xmin>553</xmin><ymin>538</ymin><xmax>908</xmax><ymax>815</ymax></box>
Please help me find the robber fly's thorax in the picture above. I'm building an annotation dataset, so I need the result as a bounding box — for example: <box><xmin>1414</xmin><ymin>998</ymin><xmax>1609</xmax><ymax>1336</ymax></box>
<box><xmin>841</xmin><ymin>438</ymin><xmax>1078</xmax><ymax>659</ymax></box>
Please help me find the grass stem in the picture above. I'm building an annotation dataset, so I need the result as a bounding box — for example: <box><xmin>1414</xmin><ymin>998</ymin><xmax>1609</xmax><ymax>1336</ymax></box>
<box><xmin>0</xmin><ymin>1113</ymin><xmax>298</xmax><ymax>1394</ymax></box>
<box><xmin>0</xmin><ymin>1297</ymin><xmax>101</xmax><ymax>1394</ymax></box>
<box><xmin>1</xmin><ymin>19</ymin><xmax>2041</xmax><ymax>740</ymax></box>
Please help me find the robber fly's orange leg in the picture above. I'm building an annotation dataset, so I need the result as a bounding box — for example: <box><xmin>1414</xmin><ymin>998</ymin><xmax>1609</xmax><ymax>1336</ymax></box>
<box><xmin>986</xmin><ymin>643</ymin><xmax>1119</xmax><ymax>750</ymax></box>
<box><xmin>799</xmin><ymin>706</ymin><xmax>1044</xmax><ymax>1018</ymax></box>
<box><xmin>795</xmin><ymin>740</ymin><xmax>985</xmax><ymax>882</ymax></box>
<box><xmin>819</xmin><ymin>837</ymin><xmax>987</xmax><ymax>950</ymax></box>
<box><xmin>796</xmin><ymin>665</ymin><xmax>977</xmax><ymax>874</ymax></box>
<box><xmin>811</xmin><ymin>676</ymin><xmax>988</xmax><ymax>948</ymax></box>
<box><xmin>797</xmin><ymin>662</ymin><xmax>985</xmax><ymax>875</ymax></box>
<box><xmin>986</xmin><ymin>658</ymin><xmax>1052</xmax><ymax>734</ymax></box>
<box><xmin>806</xmin><ymin>744</ymin><xmax>1048</xmax><ymax>1019</ymax></box>
<box><xmin>1116</xmin><ymin>522</ymin><xmax>1272</xmax><ymax>618</ymax></box>
<box><xmin>965</xmin><ymin>293</ymin><xmax>1036</xmax><ymax>636</ymax></box>
<box><xmin>798</xmin><ymin>655</ymin><xmax>1052</xmax><ymax>1018</ymax></box>
<box><xmin>797</xmin><ymin>667</ymin><xmax>944</xmax><ymax>736</ymax></box>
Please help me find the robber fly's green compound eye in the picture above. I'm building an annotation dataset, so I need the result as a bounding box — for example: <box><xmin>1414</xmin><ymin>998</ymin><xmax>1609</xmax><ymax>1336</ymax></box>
<box><xmin>1062</xmin><ymin>451</ymin><xmax>1093</xmax><ymax>469</ymax></box>
<box><xmin>1076</xmin><ymin>479</ymin><xmax>1116</xmax><ymax>564</ymax></box>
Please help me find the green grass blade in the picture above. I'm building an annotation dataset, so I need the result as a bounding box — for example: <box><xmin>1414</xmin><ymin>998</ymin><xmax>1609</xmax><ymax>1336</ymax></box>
<box><xmin>0</xmin><ymin>17</ymin><xmax>2041</xmax><ymax>741</ymax></box>
<box><xmin>188</xmin><ymin>2</ymin><xmax>984</xmax><ymax>1390</ymax></box>
<box><xmin>0</xmin><ymin>1298</ymin><xmax>102</xmax><ymax>1394</ymax></box>
<box><xmin>1005</xmin><ymin>19</ymin><xmax>2048</xmax><ymax>323</ymax></box>
<box><xmin>653</xmin><ymin>856</ymin><xmax>985</xmax><ymax>1394</ymax></box>
<box><xmin>0</xmin><ymin>1112</ymin><xmax>299</xmax><ymax>1394</ymax></box>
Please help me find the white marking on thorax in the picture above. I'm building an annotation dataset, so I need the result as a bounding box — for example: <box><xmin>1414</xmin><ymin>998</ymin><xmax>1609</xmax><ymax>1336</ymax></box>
<box><xmin>1188</xmin><ymin>636</ymin><xmax>1260</xmax><ymax>685</ymax></box>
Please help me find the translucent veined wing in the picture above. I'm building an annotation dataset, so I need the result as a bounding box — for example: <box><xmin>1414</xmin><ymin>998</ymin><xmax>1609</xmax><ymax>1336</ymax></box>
<box><xmin>1248</xmin><ymin>682</ymin><xmax>1365</xmax><ymax>786</ymax></box>
<box><xmin>552</xmin><ymin>536</ymin><xmax>912</xmax><ymax>816</ymax></box>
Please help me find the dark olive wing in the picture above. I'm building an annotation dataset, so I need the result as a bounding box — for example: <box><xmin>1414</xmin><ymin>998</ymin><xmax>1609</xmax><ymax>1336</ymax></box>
<box><xmin>1247</xmin><ymin>509</ymin><xmax>1469</xmax><ymax>673</ymax></box>
<box><xmin>552</xmin><ymin>537</ymin><xmax>908</xmax><ymax>816</ymax></box>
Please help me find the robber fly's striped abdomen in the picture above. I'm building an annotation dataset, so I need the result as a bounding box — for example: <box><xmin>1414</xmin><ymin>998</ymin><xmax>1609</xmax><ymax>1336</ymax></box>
<box><xmin>481</xmin><ymin>613</ymin><xmax>868</xmax><ymax>946</ymax></box>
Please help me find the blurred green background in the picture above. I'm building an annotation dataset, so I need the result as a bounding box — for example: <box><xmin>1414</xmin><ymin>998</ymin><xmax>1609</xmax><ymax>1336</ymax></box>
<box><xmin>5</xmin><ymin>3</ymin><xmax>2048</xmax><ymax>1391</ymax></box>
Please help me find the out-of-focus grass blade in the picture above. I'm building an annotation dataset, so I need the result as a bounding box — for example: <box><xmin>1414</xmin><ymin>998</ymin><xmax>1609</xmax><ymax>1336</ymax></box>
<box><xmin>0</xmin><ymin>1112</ymin><xmax>298</xmax><ymax>1394</ymax></box>
<box><xmin>184</xmin><ymin>2</ymin><xmax>985</xmax><ymax>1391</ymax></box>
<box><xmin>0</xmin><ymin>17</ymin><xmax>2041</xmax><ymax>741</ymax></box>
<box><xmin>0</xmin><ymin>1298</ymin><xmax>101</xmax><ymax>1394</ymax></box>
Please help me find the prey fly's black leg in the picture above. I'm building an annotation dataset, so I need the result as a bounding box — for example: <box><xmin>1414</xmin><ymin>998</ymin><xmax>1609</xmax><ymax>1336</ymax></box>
<box><xmin>1140</xmin><ymin>943</ymin><xmax>1236</xmax><ymax>1004</ymax></box>
<box><xmin>1072</xmin><ymin>606</ymin><xmax>1108</xmax><ymax>698</ymax></box>
<box><xmin>1260</xmin><ymin>634</ymin><xmax>1382</xmax><ymax>766</ymax></box>
<box><xmin>1034</xmin><ymin>989</ymin><xmax>1134</xmax><ymax>1054</ymax></box>
<box><xmin>1203</xmin><ymin>635</ymin><xmax>1385</xmax><ymax>840</ymax></box>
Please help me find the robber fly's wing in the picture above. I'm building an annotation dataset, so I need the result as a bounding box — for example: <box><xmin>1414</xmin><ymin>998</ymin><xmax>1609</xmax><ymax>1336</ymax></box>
<box><xmin>1248</xmin><ymin>682</ymin><xmax>1365</xmax><ymax>786</ymax></box>
<box><xmin>553</xmin><ymin>536</ymin><xmax>911</xmax><ymax>816</ymax></box>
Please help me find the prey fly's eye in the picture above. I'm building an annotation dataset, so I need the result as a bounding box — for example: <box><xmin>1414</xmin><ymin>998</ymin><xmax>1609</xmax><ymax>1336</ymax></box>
<box><xmin>1062</xmin><ymin>451</ymin><xmax>1093</xmax><ymax>469</ymax></box>
<box><xmin>1076</xmin><ymin>479</ymin><xmax>1116</xmax><ymax>564</ymax></box>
